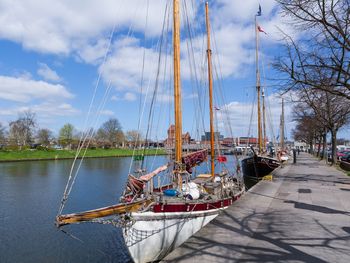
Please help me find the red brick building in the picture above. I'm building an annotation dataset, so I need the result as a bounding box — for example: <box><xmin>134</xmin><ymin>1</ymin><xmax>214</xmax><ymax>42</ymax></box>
<box><xmin>164</xmin><ymin>125</ymin><xmax>191</xmax><ymax>146</ymax></box>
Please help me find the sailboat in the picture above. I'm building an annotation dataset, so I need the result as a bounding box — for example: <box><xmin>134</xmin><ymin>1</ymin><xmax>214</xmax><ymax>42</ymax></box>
<box><xmin>56</xmin><ymin>2</ymin><xmax>244</xmax><ymax>263</ymax></box>
<box><xmin>241</xmin><ymin>6</ymin><xmax>280</xmax><ymax>189</ymax></box>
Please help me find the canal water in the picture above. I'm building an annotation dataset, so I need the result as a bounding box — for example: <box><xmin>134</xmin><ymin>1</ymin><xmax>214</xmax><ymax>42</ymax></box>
<box><xmin>0</xmin><ymin>155</ymin><xmax>240</xmax><ymax>263</ymax></box>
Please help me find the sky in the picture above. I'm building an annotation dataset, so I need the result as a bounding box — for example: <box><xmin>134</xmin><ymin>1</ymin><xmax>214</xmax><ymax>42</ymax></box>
<box><xmin>0</xmin><ymin>0</ymin><xmax>348</xmax><ymax>141</ymax></box>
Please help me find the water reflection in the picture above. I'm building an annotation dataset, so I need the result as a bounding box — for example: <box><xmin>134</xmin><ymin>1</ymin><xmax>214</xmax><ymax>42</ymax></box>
<box><xmin>0</xmin><ymin>157</ymin><xmax>141</xmax><ymax>263</ymax></box>
<box><xmin>0</xmin><ymin>155</ymin><xmax>241</xmax><ymax>263</ymax></box>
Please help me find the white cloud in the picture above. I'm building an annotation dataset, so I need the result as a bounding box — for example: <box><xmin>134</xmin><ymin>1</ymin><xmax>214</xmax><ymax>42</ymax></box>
<box><xmin>55</xmin><ymin>103</ymin><xmax>79</xmax><ymax>115</ymax></box>
<box><xmin>213</xmin><ymin>0</ymin><xmax>277</xmax><ymax>26</ymax></box>
<box><xmin>37</xmin><ymin>63</ymin><xmax>61</xmax><ymax>82</ymax></box>
<box><xmin>0</xmin><ymin>0</ymin><xmax>168</xmax><ymax>55</ymax></box>
<box><xmin>76</xmin><ymin>39</ymin><xmax>110</xmax><ymax>65</ymax></box>
<box><xmin>217</xmin><ymin>92</ymin><xmax>294</xmax><ymax>140</ymax></box>
<box><xmin>0</xmin><ymin>1</ymin><xmax>294</xmax><ymax>88</ymax></box>
<box><xmin>124</xmin><ymin>92</ymin><xmax>137</xmax><ymax>101</ymax></box>
<box><xmin>0</xmin><ymin>1</ymin><xmax>303</xmax><ymax>137</ymax></box>
<box><xmin>99</xmin><ymin>109</ymin><xmax>114</xmax><ymax>116</ymax></box>
<box><xmin>99</xmin><ymin>36</ymin><xmax>166</xmax><ymax>92</ymax></box>
<box><xmin>208</xmin><ymin>24</ymin><xmax>254</xmax><ymax>78</ymax></box>
<box><xmin>14</xmin><ymin>71</ymin><xmax>32</xmax><ymax>80</ymax></box>
<box><xmin>110</xmin><ymin>92</ymin><xmax>137</xmax><ymax>102</ymax></box>
<box><xmin>0</xmin><ymin>75</ymin><xmax>73</xmax><ymax>102</ymax></box>
<box><xmin>0</xmin><ymin>102</ymin><xmax>79</xmax><ymax>117</ymax></box>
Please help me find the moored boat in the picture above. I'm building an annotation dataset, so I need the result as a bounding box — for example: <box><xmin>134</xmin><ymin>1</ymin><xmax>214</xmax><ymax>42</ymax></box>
<box><xmin>340</xmin><ymin>160</ymin><xmax>350</xmax><ymax>171</ymax></box>
<box><xmin>241</xmin><ymin>5</ymin><xmax>280</xmax><ymax>188</ymax></box>
<box><xmin>242</xmin><ymin>154</ymin><xmax>280</xmax><ymax>189</ymax></box>
<box><xmin>56</xmin><ymin>2</ymin><xmax>244</xmax><ymax>262</ymax></box>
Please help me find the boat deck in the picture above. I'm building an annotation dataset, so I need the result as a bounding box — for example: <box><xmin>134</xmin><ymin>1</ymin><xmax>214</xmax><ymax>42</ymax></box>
<box><xmin>162</xmin><ymin>153</ymin><xmax>350</xmax><ymax>263</ymax></box>
<box><xmin>152</xmin><ymin>186</ymin><xmax>242</xmax><ymax>204</ymax></box>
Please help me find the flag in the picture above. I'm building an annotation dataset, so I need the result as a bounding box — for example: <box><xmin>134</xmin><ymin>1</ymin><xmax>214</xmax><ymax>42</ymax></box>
<box><xmin>257</xmin><ymin>25</ymin><xmax>267</xmax><ymax>34</ymax></box>
<box><xmin>256</xmin><ymin>4</ymin><xmax>262</xmax><ymax>16</ymax></box>
<box><xmin>217</xmin><ymin>156</ymin><xmax>227</xmax><ymax>163</ymax></box>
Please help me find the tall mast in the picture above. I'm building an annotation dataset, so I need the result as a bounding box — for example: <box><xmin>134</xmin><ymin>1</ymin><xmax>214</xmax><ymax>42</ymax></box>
<box><xmin>262</xmin><ymin>88</ymin><xmax>266</xmax><ymax>149</ymax></box>
<box><xmin>173</xmin><ymin>0</ymin><xmax>182</xmax><ymax>164</ymax></box>
<box><xmin>280</xmin><ymin>98</ymin><xmax>285</xmax><ymax>149</ymax></box>
<box><xmin>255</xmin><ymin>15</ymin><xmax>263</xmax><ymax>153</ymax></box>
<box><xmin>205</xmin><ymin>2</ymin><xmax>215</xmax><ymax>177</ymax></box>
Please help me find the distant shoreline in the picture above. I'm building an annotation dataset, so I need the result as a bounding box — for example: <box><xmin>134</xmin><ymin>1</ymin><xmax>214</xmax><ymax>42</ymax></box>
<box><xmin>0</xmin><ymin>148</ymin><xmax>167</xmax><ymax>162</ymax></box>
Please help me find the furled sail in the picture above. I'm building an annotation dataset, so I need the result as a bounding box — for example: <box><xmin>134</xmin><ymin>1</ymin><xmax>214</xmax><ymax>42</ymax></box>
<box><xmin>56</xmin><ymin>199</ymin><xmax>152</xmax><ymax>226</ymax></box>
<box><xmin>139</xmin><ymin>165</ymin><xmax>168</xmax><ymax>181</ymax></box>
<box><xmin>127</xmin><ymin>175</ymin><xmax>145</xmax><ymax>195</ymax></box>
<box><xmin>181</xmin><ymin>149</ymin><xmax>207</xmax><ymax>173</ymax></box>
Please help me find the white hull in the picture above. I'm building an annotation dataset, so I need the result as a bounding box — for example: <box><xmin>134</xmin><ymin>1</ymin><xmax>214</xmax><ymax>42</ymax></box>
<box><xmin>281</xmin><ymin>155</ymin><xmax>289</xmax><ymax>161</ymax></box>
<box><xmin>123</xmin><ymin>209</ymin><xmax>222</xmax><ymax>263</ymax></box>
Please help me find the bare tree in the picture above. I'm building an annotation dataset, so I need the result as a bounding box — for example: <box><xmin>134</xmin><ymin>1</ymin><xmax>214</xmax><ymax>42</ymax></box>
<box><xmin>292</xmin><ymin>87</ymin><xmax>350</xmax><ymax>163</ymax></box>
<box><xmin>0</xmin><ymin>122</ymin><xmax>6</xmax><ymax>146</ymax></box>
<box><xmin>97</xmin><ymin>118</ymin><xmax>123</xmax><ymax>147</ymax></box>
<box><xmin>126</xmin><ymin>130</ymin><xmax>143</xmax><ymax>147</ymax></box>
<box><xmin>292</xmin><ymin>104</ymin><xmax>321</xmax><ymax>154</ymax></box>
<box><xmin>37</xmin><ymin>128</ymin><xmax>52</xmax><ymax>146</ymax></box>
<box><xmin>275</xmin><ymin>0</ymin><xmax>350</xmax><ymax>99</ymax></box>
<box><xmin>9</xmin><ymin>110</ymin><xmax>36</xmax><ymax>147</ymax></box>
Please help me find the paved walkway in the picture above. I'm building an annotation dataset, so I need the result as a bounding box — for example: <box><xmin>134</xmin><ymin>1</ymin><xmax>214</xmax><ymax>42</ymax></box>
<box><xmin>162</xmin><ymin>153</ymin><xmax>350</xmax><ymax>263</ymax></box>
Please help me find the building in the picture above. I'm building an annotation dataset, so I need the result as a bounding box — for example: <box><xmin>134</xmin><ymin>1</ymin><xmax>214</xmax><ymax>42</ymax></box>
<box><xmin>294</xmin><ymin>141</ymin><xmax>310</xmax><ymax>152</ymax></box>
<box><xmin>236</xmin><ymin>137</ymin><xmax>269</xmax><ymax>148</ymax></box>
<box><xmin>222</xmin><ymin>137</ymin><xmax>234</xmax><ymax>147</ymax></box>
<box><xmin>164</xmin><ymin>125</ymin><xmax>191</xmax><ymax>146</ymax></box>
<box><xmin>237</xmin><ymin>137</ymin><xmax>258</xmax><ymax>146</ymax></box>
<box><xmin>201</xmin><ymin>131</ymin><xmax>224</xmax><ymax>142</ymax></box>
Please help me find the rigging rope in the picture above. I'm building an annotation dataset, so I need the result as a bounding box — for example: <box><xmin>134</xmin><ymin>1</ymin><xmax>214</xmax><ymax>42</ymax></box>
<box><xmin>140</xmin><ymin>1</ymin><xmax>169</xmax><ymax>170</ymax></box>
<box><xmin>183</xmin><ymin>0</ymin><xmax>206</xmax><ymax>141</ymax></box>
<box><xmin>58</xmin><ymin>0</ymin><xmax>143</xmax><ymax>215</ymax></box>
<box><xmin>58</xmin><ymin>19</ymin><xmax>117</xmax><ymax>214</ymax></box>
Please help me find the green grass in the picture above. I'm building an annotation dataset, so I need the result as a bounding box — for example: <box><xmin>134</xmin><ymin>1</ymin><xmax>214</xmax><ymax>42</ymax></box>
<box><xmin>0</xmin><ymin>148</ymin><xmax>166</xmax><ymax>161</ymax></box>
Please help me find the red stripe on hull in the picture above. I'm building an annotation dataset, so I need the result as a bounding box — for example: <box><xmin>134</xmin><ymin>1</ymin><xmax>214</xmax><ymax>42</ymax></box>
<box><xmin>153</xmin><ymin>193</ymin><xmax>242</xmax><ymax>213</ymax></box>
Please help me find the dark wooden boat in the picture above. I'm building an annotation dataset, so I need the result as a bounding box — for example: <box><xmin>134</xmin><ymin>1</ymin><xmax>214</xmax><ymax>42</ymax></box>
<box><xmin>242</xmin><ymin>154</ymin><xmax>280</xmax><ymax>189</ymax></box>
<box><xmin>241</xmin><ymin>12</ymin><xmax>281</xmax><ymax>189</ymax></box>
<box><xmin>340</xmin><ymin>160</ymin><xmax>350</xmax><ymax>171</ymax></box>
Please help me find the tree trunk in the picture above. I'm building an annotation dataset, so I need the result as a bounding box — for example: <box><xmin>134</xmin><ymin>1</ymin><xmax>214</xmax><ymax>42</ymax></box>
<box><xmin>322</xmin><ymin>130</ymin><xmax>327</xmax><ymax>162</ymax></box>
<box><xmin>330</xmin><ymin>128</ymin><xmax>338</xmax><ymax>165</ymax></box>
<box><xmin>317</xmin><ymin>135</ymin><xmax>321</xmax><ymax>158</ymax></box>
<box><xmin>309</xmin><ymin>139</ymin><xmax>314</xmax><ymax>154</ymax></box>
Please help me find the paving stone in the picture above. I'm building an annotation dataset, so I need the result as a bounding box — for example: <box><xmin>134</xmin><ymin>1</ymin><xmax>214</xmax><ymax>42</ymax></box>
<box><xmin>162</xmin><ymin>153</ymin><xmax>350</xmax><ymax>263</ymax></box>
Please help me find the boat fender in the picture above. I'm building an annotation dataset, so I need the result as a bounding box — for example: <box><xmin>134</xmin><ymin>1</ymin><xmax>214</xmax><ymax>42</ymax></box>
<box><xmin>163</xmin><ymin>189</ymin><xmax>178</xmax><ymax>196</ymax></box>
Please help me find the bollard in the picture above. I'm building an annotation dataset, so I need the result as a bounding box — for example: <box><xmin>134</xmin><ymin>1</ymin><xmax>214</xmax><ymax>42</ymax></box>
<box><xmin>293</xmin><ymin>149</ymin><xmax>296</xmax><ymax>163</ymax></box>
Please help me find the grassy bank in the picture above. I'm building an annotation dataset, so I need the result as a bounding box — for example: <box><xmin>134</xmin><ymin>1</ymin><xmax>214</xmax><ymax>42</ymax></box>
<box><xmin>0</xmin><ymin>148</ymin><xmax>166</xmax><ymax>162</ymax></box>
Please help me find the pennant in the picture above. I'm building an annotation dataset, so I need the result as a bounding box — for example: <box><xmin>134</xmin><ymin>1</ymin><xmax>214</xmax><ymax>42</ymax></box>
<box><xmin>257</xmin><ymin>25</ymin><xmax>267</xmax><ymax>34</ymax></box>
<box><xmin>217</xmin><ymin>156</ymin><xmax>227</xmax><ymax>163</ymax></box>
<box><xmin>256</xmin><ymin>4</ymin><xmax>262</xmax><ymax>16</ymax></box>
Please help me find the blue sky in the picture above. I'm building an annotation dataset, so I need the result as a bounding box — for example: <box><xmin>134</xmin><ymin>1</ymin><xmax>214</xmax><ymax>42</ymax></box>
<box><xmin>0</xmin><ymin>0</ymin><xmax>348</xmax><ymax>141</ymax></box>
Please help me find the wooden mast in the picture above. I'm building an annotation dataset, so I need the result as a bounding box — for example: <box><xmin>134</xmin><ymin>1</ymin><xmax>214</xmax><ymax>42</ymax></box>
<box><xmin>262</xmin><ymin>88</ymin><xmax>266</xmax><ymax>150</ymax></box>
<box><xmin>280</xmin><ymin>98</ymin><xmax>285</xmax><ymax>149</ymax></box>
<box><xmin>255</xmin><ymin>15</ymin><xmax>263</xmax><ymax>153</ymax></box>
<box><xmin>173</xmin><ymin>0</ymin><xmax>182</xmax><ymax>165</ymax></box>
<box><xmin>205</xmin><ymin>2</ymin><xmax>215</xmax><ymax>178</ymax></box>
